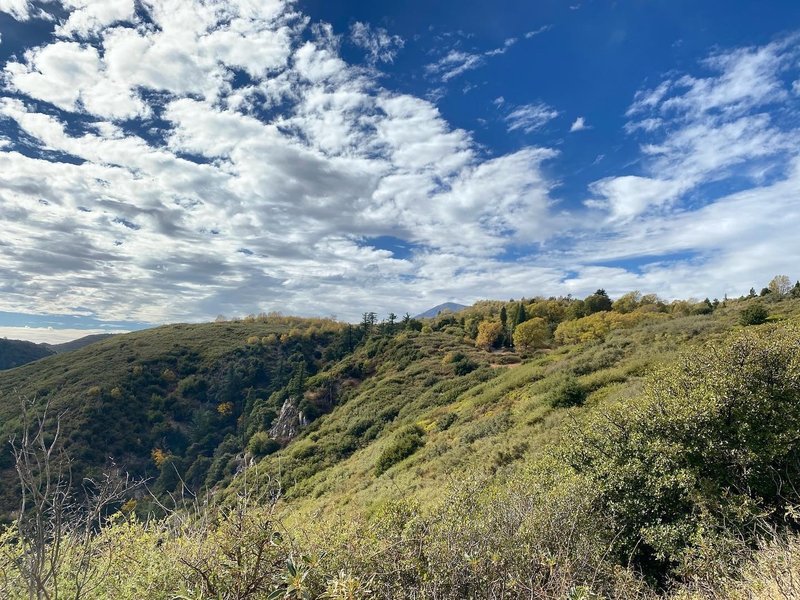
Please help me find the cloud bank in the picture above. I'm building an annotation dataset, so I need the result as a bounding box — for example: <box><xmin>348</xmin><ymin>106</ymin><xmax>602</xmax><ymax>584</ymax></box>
<box><xmin>0</xmin><ymin>2</ymin><xmax>798</xmax><ymax>324</ymax></box>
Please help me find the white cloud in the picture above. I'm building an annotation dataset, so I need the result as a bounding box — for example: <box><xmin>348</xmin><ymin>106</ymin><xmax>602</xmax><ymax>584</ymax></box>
<box><xmin>0</xmin><ymin>0</ymin><xmax>34</xmax><ymax>21</ymax></box>
<box><xmin>426</xmin><ymin>35</ymin><xmax>526</xmax><ymax>82</ymax></box>
<box><xmin>485</xmin><ymin>37</ymin><xmax>517</xmax><ymax>56</ymax></box>
<box><xmin>586</xmin><ymin>175</ymin><xmax>688</xmax><ymax>221</ymax></box>
<box><xmin>505</xmin><ymin>102</ymin><xmax>559</xmax><ymax>133</ymax></box>
<box><xmin>56</xmin><ymin>0</ymin><xmax>137</xmax><ymax>38</ymax></box>
<box><xmin>350</xmin><ymin>21</ymin><xmax>404</xmax><ymax>64</ymax></box>
<box><xmin>524</xmin><ymin>25</ymin><xmax>552</xmax><ymax>39</ymax></box>
<box><xmin>4</xmin><ymin>41</ymin><xmax>149</xmax><ymax>119</ymax></box>
<box><xmin>569</xmin><ymin>116</ymin><xmax>588</xmax><ymax>132</ymax></box>
<box><xmin>602</xmin><ymin>35</ymin><xmax>800</xmax><ymax>223</ymax></box>
<box><xmin>0</xmin><ymin>5</ymin><xmax>799</xmax><ymax>324</ymax></box>
<box><xmin>425</xmin><ymin>50</ymin><xmax>484</xmax><ymax>81</ymax></box>
<box><xmin>0</xmin><ymin>0</ymin><xmax>567</xmax><ymax>322</ymax></box>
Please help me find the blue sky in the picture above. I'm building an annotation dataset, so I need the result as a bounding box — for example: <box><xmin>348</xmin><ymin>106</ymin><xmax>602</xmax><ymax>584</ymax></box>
<box><xmin>0</xmin><ymin>0</ymin><xmax>799</xmax><ymax>342</ymax></box>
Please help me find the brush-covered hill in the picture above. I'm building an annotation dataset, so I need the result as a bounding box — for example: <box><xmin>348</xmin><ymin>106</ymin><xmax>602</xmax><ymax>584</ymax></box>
<box><xmin>47</xmin><ymin>333</ymin><xmax>115</xmax><ymax>353</ymax></box>
<box><xmin>3</xmin><ymin>288</ymin><xmax>800</xmax><ymax>597</ymax></box>
<box><xmin>0</xmin><ymin>316</ymin><xmax>353</xmax><ymax>519</ymax></box>
<box><xmin>0</xmin><ymin>338</ymin><xmax>54</xmax><ymax>370</ymax></box>
<box><xmin>0</xmin><ymin>333</ymin><xmax>113</xmax><ymax>373</ymax></box>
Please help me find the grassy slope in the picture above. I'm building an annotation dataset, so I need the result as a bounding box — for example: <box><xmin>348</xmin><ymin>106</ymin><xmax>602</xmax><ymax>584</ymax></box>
<box><xmin>1</xmin><ymin>296</ymin><xmax>797</xmax><ymax>527</ymax></box>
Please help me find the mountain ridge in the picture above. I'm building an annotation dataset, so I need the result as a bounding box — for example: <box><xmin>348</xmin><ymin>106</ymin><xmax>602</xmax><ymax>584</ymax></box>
<box><xmin>414</xmin><ymin>302</ymin><xmax>468</xmax><ymax>319</ymax></box>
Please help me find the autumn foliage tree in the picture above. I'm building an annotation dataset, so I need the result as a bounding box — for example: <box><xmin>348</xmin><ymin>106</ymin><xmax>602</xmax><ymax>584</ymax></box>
<box><xmin>512</xmin><ymin>317</ymin><xmax>550</xmax><ymax>351</ymax></box>
<box><xmin>475</xmin><ymin>321</ymin><xmax>503</xmax><ymax>350</ymax></box>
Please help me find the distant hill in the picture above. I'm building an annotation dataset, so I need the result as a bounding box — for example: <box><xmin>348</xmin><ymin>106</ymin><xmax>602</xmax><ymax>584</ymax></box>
<box><xmin>414</xmin><ymin>302</ymin><xmax>467</xmax><ymax>319</ymax></box>
<box><xmin>48</xmin><ymin>333</ymin><xmax>115</xmax><ymax>353</ymax></box>
<box><xmin>0</xmin><ymin>333</ymin><xmax>116</xmax><ymax>372</ymax></box>
<box><xmin>0</xmin><ymin>338</ymin><xmax>55</xmax><ymax>371</ymax></box>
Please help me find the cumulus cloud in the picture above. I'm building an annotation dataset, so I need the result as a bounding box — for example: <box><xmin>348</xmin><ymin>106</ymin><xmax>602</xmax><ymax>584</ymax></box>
<box><xmin>0</xmin><ymin>0</ymin><xmax>566</xmax><ymax>322</ymax></box>
<box><xmin>56</xmin><ymin>0</ymin><xmax>137</xmax><ymax>39</ymax></box>
<box><xmin>0</xmin><ymin>0</ymin><xmax>35</xmax><ymax>21</ymax></box>
<box><xmin>0</xmin><ymin>4</ymin><xmax>799</xmax><ymax>325</ymax></box>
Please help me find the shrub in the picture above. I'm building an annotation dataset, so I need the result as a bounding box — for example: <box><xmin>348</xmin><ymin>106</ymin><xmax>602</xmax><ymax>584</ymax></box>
<box><xmin>375</xmin><ymin>425</ymin><xmax>425</xmax><ymax>475</ymax></box>
<box><xmin>247</xmin><ymin>432</ymin><xmax>280</xmax><ymax>457</ymax></box>
<box><xmin>739</xmin><ymin>302</ymin><xmax>768</xmax><ymax>325</ymax></box>
<box><xmin>547</xmin><ymin>375</ymin><xmax>586</xmax><ymax>408</ymax></box>
<box><xmin>453</xmin><ymin>357</ymin><xmax>478</xmax><ymax>376</ymax></box>
<box><xmin>563</xmin><ymin>324</ymin><xmax>800</xmax><ymax>579</ymax></box>
<box><xmin>436</xmin><ymin>412</ymin><xmax>457</xmax><ymax>431</ymax></box>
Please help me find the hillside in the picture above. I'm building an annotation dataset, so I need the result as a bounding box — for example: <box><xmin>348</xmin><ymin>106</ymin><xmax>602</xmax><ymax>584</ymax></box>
<box><xmin>47</xmin><ymin>333</ymin><xmax>115</xmax><ymax>353</ymax></box>
<box><xmin>0</xmin><ymin>333</ymin><xmax>112</xmax><ymax>373</ymax></box>
<box><xmin>0</xmin><ymin>316</ymin><xmax>352</xmax><ymax>519</ymax></box>
<box><xmin>0</xmin><ymin>338</ymin><xmax>54</xmax><ymax>371</ymax></box>
<box><xmin>2</xmin><ymin>290</ymin><xmax>800</xmax><ymax>597</ymax></box>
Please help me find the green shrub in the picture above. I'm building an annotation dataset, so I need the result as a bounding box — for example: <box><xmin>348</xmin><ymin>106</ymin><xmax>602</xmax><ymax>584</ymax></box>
<box><xmin>436</xmin><ymin>412</ymin><xmax>457</xmax><ymax>431</ymax></box>
<box><xmin>453</xmin><ymin>357</ymin><xmax>478</xmax><ymax>376</ymax></box>
<box><xmin>564</xmin><ymin>324</ymin><xmax>800</xmax><ymax>579</ymax></box>
<box><xmin>547</xmin><ymin>375</ymin><xmax>587</xmax><ymax>408</ymax></box>
<box><xmin>739</xmin><ymin>302</ymin><xmax>768</xmax><ymax>325</ymax></box>
<box><xmin>375</xmin><ymin>425</ymin><xmax>426</xmax><ymax>475</ymax></box>
<box><xmin>247</xmin><ymin>432</ymin><xmax>280</xmax><ymax>457</ymax></box>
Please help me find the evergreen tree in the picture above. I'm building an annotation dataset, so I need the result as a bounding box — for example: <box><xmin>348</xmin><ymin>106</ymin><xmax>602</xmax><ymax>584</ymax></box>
<box><xmin>584</xmin><ymin>289</ymin><xmax>613</xmax><ymax>314</ymax></box>
<box><xmin>499</xmin><ymin>306</ymin><xmax>508</xmax><ymax>346</ymax></box>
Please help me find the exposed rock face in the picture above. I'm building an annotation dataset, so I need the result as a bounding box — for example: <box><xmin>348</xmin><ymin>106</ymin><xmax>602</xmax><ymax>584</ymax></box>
<box><xmin>268</xmin><ymin>397</ymin><xmax>308</xmax><ymax>441</ymax></box>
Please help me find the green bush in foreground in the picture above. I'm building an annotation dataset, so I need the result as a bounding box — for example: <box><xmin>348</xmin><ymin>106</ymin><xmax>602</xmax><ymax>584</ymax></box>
<box><xmin>564</xmin><ymin>323</ymin><xmax>800</xmax><ymax>581</ymax></box>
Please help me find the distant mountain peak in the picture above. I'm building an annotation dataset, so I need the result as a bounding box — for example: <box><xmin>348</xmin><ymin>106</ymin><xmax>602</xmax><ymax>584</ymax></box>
<box><xmin>414</xmin><ymin>302</ymin><xmax>468</xmax><ymax>319</ymax></box>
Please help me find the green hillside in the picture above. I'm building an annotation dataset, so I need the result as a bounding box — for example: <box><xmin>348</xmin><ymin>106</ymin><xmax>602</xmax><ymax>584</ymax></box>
<box><xmin>2</xmin><ymin>289</ymin><xmax>800</xmax><ymax>598</ymax></box>
<box><xmin>234</xmin><ymin>295</ymin><xmax>794</xmax><ymax>519</ymax></box>
<box><xmin>0</xmin><ymin>316</ymin><xmax>351</xmax><ymax>520</ymax></box>
<box><xmin>0</xmin><ymin>338</ymin><xmax>54</xmax><ymax>371</ymax></box>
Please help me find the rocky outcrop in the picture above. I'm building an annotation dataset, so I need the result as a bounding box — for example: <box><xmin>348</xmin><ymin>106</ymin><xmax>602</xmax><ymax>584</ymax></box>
<box><xmin>268</xmin><ymin>397</ymin><xmax>308</xmax><ymax>441</ymax></box>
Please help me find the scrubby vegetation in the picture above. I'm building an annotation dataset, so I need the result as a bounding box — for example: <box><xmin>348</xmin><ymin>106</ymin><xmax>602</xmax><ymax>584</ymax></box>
<box><xmin>0</xmin><ymin>338</ymin><xmax>53</xmax><ymax>371</ymax></box>
<box><xmin>2</xmin><ymin>278</ymin><xmax>800</xmax><ymax>598</ymax></box>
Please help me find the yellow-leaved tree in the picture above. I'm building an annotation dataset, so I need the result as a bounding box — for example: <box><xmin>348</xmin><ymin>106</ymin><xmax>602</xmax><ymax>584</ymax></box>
<box><xmin>475</xmin><ymin>320</ymin><xmax>503</xmax><ymax>350</ymax></box>
<box><xmin>512</xmin><ymin>317</ymin><xmax>550</xmax><ymax>351</ymax></box>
